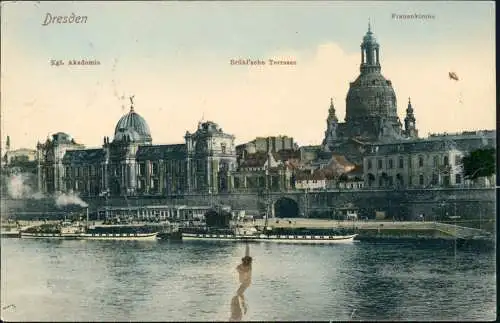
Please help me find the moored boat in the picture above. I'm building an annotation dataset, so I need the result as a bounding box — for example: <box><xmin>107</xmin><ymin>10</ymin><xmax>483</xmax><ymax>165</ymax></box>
<box><xmin>1</xmin><ymin>228</ymin><xmax>22</xmax><ymax>238</ymax></box>
<box><xmin>180</xmin><ymin>226</ymin><xmax>260</xmax><ymax>242</ymax></box>
<box><xmin>253</xmin><ymin>232</ymin><xmax>358</xmax><ymax>244</ymax></box>
<box><xmin>82</xmin><ymin>222</ymin><xmax>160</xmax><ymax>240</ymax></box>
<box><xmin>20</xmin><ymin>221</ymin><xmax>84</xmax><ymax>240</ymax></box>
<box><xmin>180</xmin><ymin>224</ymin><xmax>358</xmax><ymax>244</ymax></box>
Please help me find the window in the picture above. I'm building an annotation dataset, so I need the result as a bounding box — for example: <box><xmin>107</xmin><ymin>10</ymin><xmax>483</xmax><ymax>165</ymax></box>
<box><xmin>65</xmin><ymin>167</ymin><xmax>70</xmax><ymax>177</ymax></box>
<box><xmin>409</xmin><ymin>176</ymin><xmax>413</xmax><ymax>186</ymax></box>
<box><xmin>454</xmin><ymin>155</ymin><xmax>461</xmax><ymax>165</ymax></box>
<box><xmin>377</xmin><ymin>159</ymin><xmax>383</xmax><ymax>169</ymax></box>
<box><xmin>388</xmin><ymin>159</ymin><xmax>393</xmax><ymax>169</ymax></box>
<box><xmin>433</xmin><ymin>156</ymin><xmax>439</xmax><ymax>167</ymax></box>
<box><xmin>443</xmin><ymin>156</ymin><xmax>449</xmax><ymax>166</ymax></box>
<box><xmin>91</xmin><ymin>165</ymin><xmax>96</xmax><ymax>176</ymax></box>
<box><xmin>455</xmin><ymin>174</ymin><xmax>462</xmax><ymax>184</ymax></box>
<box><xmin>408</xmin><ymin>158</ymin><xmax>412</xmax><ymax>169</ymax></box>
<box><xmin>152</xmin><ymin>179</ymin><xmax>159</xmax><ymax>190</ymax></box>
<box><xmin>419</xmin><ymin>174</ymin><xmax>424</xmax><ymax>185</ymax></box>
<box><xmin>387</xmin><ymin>176</ymin><xmax>393</xmax><ymax>186</ymax></box>
<box><xmin>221</xmin><ymin>143</ymin><xmax>227</xmax><ymax>154</ymax></box>
<box><xmin>399</xmin><ymin>157</ymin><xmax>404</xmax><ymax>169</ymax></box>
<box><xmin>418</xmin><ymin>156</ymin><xmax>424</xmax><ymax>168</ymax></box>
<box><xmin>431</xmin><ymin>173</ymin><xmax>439</xmax><ymax>185</ymax></box>
<box><xmin>367</xmin><ymin>159</ymin><xmax>372</xmax><ymax>170</ymax></box>
<box><xmin>139</xmin><ymin>163</ymin><xmax>146</xmax><ymax>176</ymax></box>
<box><xmin>152</xmin><ymin>163</ymin><xmax>158</xmax><ymax>175</ymax></box>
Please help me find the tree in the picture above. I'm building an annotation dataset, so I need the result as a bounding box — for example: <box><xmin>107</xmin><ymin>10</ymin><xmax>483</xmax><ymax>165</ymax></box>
<box><xmin>462</xmin><ymin>148</ymin><xmax>496</xmax><ymax>180</ymax></box>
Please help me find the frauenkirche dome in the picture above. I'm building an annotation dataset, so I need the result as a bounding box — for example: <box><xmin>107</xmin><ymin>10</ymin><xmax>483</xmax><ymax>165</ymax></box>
<box><xmin>344</xmin><ymin>22</ymin><xmax>403</xmax><ymax>142</ymax></box>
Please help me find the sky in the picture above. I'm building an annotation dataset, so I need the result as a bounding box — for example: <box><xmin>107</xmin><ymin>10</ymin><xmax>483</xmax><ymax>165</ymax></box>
<box><xmin>1</xmin><ymin>1</ymin><xmax>496</xmax><ymax>151</ymax></box>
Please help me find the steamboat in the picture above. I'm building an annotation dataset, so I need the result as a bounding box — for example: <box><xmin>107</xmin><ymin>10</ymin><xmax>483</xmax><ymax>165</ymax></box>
<box><xmin>180</xmin><ymin>195</ymin><xmax>357</xmax><ymax>244</ymax></box>
<box><xmin>19</xmin><ymin>208</ymin><xmax>171</xmax><ymax>241</ymax></box>
<box><xmin>20</xmin><ymin>221</ymin><xmax>84</xmax><ymax>239</ymax></box>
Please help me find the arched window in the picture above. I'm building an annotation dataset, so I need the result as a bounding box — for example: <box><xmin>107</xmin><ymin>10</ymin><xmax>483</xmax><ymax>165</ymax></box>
<box><xmin>418</xmin><ymin>156</ymin><xmax>424</xmax><ymax>168</ymax></box>
<box><xmin>443</xmin><ymin>156</ymin><xmax>449</xmax><ymax>165</ymax></box>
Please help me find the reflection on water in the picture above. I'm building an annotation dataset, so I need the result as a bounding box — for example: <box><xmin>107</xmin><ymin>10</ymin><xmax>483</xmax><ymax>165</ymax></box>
<box><xmin>1</xmin><ymin>239</ymin><xmax>496</xmax><ymax>321</ymax></box>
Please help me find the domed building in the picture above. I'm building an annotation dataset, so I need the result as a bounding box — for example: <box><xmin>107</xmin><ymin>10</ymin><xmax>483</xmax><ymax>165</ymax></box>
<box><xmin>36</xmin><ymin>101</ymin><xmax>237</xmax><ymax>197</ymax></box>
<box><xmin>113</xmin><ymin>105</ymin><xmax>152</xmax><ymax>144</ymax></box>
<box><xmin>323</xmin><ymin>23</ymin><xmax>418</xmax><ymax>152</ymax></box>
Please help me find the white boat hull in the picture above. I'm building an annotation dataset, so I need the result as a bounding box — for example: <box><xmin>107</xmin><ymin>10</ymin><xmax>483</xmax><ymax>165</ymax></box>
<box><xmin>21</xmin><ymin>232</ymin><xmax>158</xmax><ymax>240</ymax></box>
<box><xmin>182</xmin><ymin>233</ymin><xmax>358</xmax><ymax>244</ymax></box>
<box><xmin>81</xmin><ymin>232</ymin><xmax>158</xmax><ymax>240</ymax></box>
<box><xmin>256</xmin><ymin>234</ymin><xmax>357</xmax><ymax>244</ymax></box>
<box><xmin>20</xmin><ymin>232</ymin><xmax>83</xmax><ymax>240</ymax></box>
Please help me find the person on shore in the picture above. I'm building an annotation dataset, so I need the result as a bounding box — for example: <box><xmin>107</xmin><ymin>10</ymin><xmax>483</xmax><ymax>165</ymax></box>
<box><xmin>230</xmin><ymin>243</ymin><xmax>252</xmax><ymax>321</ymax></box>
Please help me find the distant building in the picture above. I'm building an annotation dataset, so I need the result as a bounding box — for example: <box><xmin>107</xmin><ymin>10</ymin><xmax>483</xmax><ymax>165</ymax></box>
<box><xmin>4</xmin><ymin>148</ymin><xmax>37</xmax><ymax>165</ymax></box>
<box><xmin>233</xmin><ymin>136</ymin><xmax>299</xmax><ymax>192</ymax></box>
<box><xmin>362</xmin><ymin>131</ymin><xmax>496</xmax><ymax>189</ymax></box>
<box><xmin>236</xmin><ymin>136</ymin><xmax>297</xmax><ymax>156</ymax></box>
<box><xmin>2</xmin><ymin>135</ymin><xmax>37</xmax><ymax>167</ymax></box>
<box><xmin>295</xmin><ymin>155</ymin><xmax>363</xmax><ymax>190</ymax></box>
<box><xmin>232</xmin><ymin>150</ymin><xmax>295</xmax><ymax>192</ymax></box>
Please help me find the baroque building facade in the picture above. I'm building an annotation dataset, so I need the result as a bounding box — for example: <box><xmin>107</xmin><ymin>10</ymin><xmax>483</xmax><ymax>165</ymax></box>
<box><xmin>36</xmin><ymin>102</ymin><xmax>237</xmax><ymax>197</ymax></box>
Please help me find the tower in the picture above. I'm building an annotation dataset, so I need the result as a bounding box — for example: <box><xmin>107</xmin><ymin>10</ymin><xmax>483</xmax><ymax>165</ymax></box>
<box><xmin>360</xmin><ymin>20</ymin><xmax>381</xmax><ymax>74</ymax></box>
<box><xmin>404</xmin><ymin>97</ymin><xmax>418</xmax><ymax>138</ymax></box>
<box><xmin>322</xmin><ymin>98</ymin><xmax>339</xmax><ymax>151</ymax></box>
<box><xmin>3</xmin><ymin>135</ymin><xmax>10</xmax><ymax>164</ymax></box>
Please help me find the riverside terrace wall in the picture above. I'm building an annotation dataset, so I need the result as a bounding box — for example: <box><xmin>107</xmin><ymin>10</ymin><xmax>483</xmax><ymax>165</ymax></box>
<box><xmin>1</xmin><ymin>188</ymin><xmax>495</xmax><ymax>224</ymax></box>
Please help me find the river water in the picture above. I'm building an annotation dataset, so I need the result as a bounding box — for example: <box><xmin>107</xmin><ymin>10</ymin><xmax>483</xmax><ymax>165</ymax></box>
<box><xmin>1</xmin><ymin>238</ymin><xmax>496</xmax><ymax>321</ymax></box>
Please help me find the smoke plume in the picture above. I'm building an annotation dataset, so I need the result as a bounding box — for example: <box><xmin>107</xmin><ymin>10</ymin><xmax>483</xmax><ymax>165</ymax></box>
<box><xmin>4</xmin><ymin>172</ymin><xmax>44</xmax><ymax>199</ymax></box>
<box><xmin>55</xmin><ymin>192</ymin><xmax>88</xmax><ymax>208</ymax></box>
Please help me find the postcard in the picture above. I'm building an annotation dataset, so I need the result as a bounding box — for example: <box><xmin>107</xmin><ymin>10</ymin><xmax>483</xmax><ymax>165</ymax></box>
<box><xmin>1</xmin><ymin>1</ymin><xmax>496</xmax><ymax>322</ymax></box>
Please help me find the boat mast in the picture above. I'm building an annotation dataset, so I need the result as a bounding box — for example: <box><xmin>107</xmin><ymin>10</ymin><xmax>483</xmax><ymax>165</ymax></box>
<box><xmin>264</xmin><ymin>148</ymin><xmax>271</xmax><ymax>230</ymax></box>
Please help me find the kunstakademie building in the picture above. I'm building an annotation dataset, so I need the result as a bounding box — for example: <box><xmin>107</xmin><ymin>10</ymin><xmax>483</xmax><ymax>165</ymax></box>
<box><xmin>34</xmin><ymin>26</ymin><xmax>495</xmax><ymax>197</ymax></box>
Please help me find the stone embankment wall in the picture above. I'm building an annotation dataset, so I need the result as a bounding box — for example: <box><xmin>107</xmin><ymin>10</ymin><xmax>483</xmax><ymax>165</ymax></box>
<box><xmin>2</xmin><ymin>189</ymin><xmax>495</xmax><ymax>228</ymax></box>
